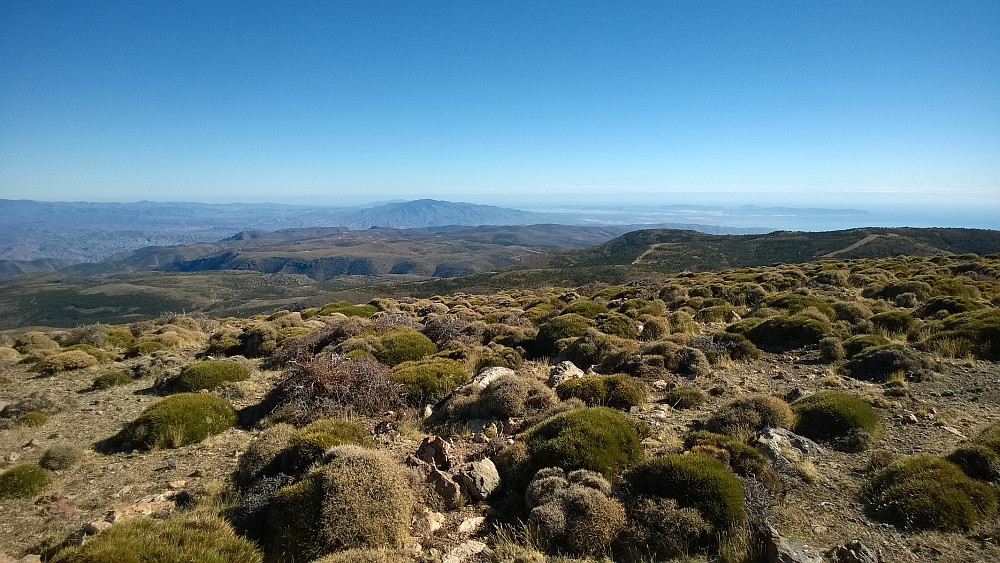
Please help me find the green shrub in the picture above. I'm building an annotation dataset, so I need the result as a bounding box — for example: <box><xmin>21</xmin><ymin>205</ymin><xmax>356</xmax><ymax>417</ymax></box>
<box><xmin>40</xmin><ymin>444</ymin><xmax>82</xmax><ymax>471</ymax></box>
<box><xmin>707</xmin><ymin>394</ymin><xmax>794</xmax><ymax>441</ymax></box>
<box><xmin>833</xmin><ymin>301</ymin><xmax>873</xmax><ymax>324</ymax></box>
<box><xmin>0</xmin><ymin>346</ymin><xmax>21</xmax><ymax>363</ymax></box>
<box><xmin>846</xmin><ymin>346</ymin><xmax>927</xmax><ymax>382</ymax></box>
<box><xmin>61</xmin><ymin>343</ymin><xmax>117</xmax><ymax>363</ymax></box>
<box><xmin>683</xmin><ymin>431</ymin><xmax>782</xmax><ymax>492</ymax></box>
<box><xmin>745</xmin><ymin>315</ymin><xmax>830</xmax><ymax>351</ymax></box>
<box><xmin>17</xmin><ymin>411</ymin><xmax>48</xmax><ymax>427</ymax></box>
<box><xmin>626</xmin><ymin>452</ymin><xmax>745</xmax><ymax>531</ymax></box>
<box><xmin>315</xmin><ymin>301</ymin><xmax>379</xmax><ymax>318</ymax></box>
<box><xmin>373</xmin><ymin>328</ymin><xmax>437</xmax><ymax>366</ymax></box>
<box><xmin>313</xmin><ymin>549</ymin><xmax>414</xmax><ymax>563</ymax></box>
<box><xmin>843</xmin><ymin>334</ymin><xmax>891</xmax><ymax>358</ymax></box>
<box><xmin>234</xmin><ymin>423</ymin><xmax>298</xmax><ymax>490</ymax></box>
<box><xmin>556</xmin><ymin>375</ymin><xmax>607</xmax><ymax>406</ymax></box>
<box><xmin>618</xmin><ymin>495</ymin><xmax>710</xmax><ymax>562</ymax></box>
<box><xmin>924</xmin><ymin>309</ymin><xmax>1000</xmax><ymax>360</ymax></box>
<box><xmin>37</xmin><ymin>350</ymin><xmax>99</xmax><ymax>374</ymax></box>
<box><xmin>165</xmin><ymin>360</ymin><xmax>252</xmax><ymax>392</ymax></box>
<box><xmin>51</xmin><ymin>512</ymin><xmax>262</xmax><ymax>563</ymax></box>
<box><xmin>664</xmin><ymin>387</ymin><xmax>706</xmax><ymax>409</ymax></box>
<box><xmin>563</xmin><ymin>299</ymin><xmax>609</xmax><ymax>319</ymax></box>
<box><xmin>916</xmin><ymin>296</ymin><xmax>979</xmax><ymax>319</ymax></box>
<box><xmin>101</xmin><ymin>326</ymin><xmax>136</xmax><ymax>349</ymax></box>
<box><xmin>117</xmin><ymin>393</ymin><xmax>238</xmax><ymax>450</ymax></box>
<box><xmin>870</xmin><ymin>310</ymin><xmax>915</xmax><ymax>334</ymax></box>
<box><xmin>947</xmin><ymin>444</ymin><xmax>1000</xmax><ymax>482</ymax></box>
<box><xmin>207</xmin><ymin>326</ymin><xmax>243</xmax><ymax>355</ymax></box>
<box><xmin>818</xmin><ymin>337</ymin><xmax>845</xmax><ymax>362</ymax></box>
<box><xmin>268</xmin><ymin>445</ymin><xmax>413</xmax><ymax>562</ymax></box>
<box><xmin>281</xmin><ymin>418</ymin><xmax>371</xmax><ymax>476</ymax></box>
<box><xmin>710</xmin><ymin>332</ymin><xmax>761</xmax><ymax>361</ymax></box>
<box><xmin>668</xmin><ymin>311</ymin><xmax>699</xmax><ymax>334</ymax></box>
<box><xmin>792</xmin><ymin>391</ymin><xmax>883</xmax><ymax>451</ymax></box>
<box><xmin>239</xmin><ymin>324</ymin><xmax>278</xmax><ymax>358</ymax></box>
<box><xmin>0</xmin><ymin>464</ymin><xmax>51</xmax><ymax>498</ymax></box>
<box><xmin>605</xmin><ymin>374</ymin><xmax>649</xmax><ymax>410</ymax></box>
<box><xmin>874</xmin><ymin>280</ymin><xmax>932</xmax><ymax>302</ymax></box>
<box><xmin>512</xmin><ymin>407</ymin><xmax>643</xmax><ymax>487</ymax></box>
<box><xmin>479</xmin><ymin>374</ymin><xmax>558</xmax><ymax>419</ymax></box>
<box><xmin>534</xmin><ymin>314</ymin><xmax>593</xmax><ymax>356</ymax></box>
<box><xmin>595</xmin><ymin>312</ymin><xmax>639</xmax><ymax>339</ymax></box>
<box><xmin>392</xmin><ymin>358</ymin><xmax>469</xmax><ymax>406</ymax></box>
<box><xmin>673</xmin><ymin>346</ymin><xmax>711</xmax><ymax>378</ymax></box>
<box><xmin>764</xmin><ymin>292</ymin><xmax>835</xmax><ymax>318</ymax></box>
<box><xmin>864</xmin><ymin>455</ymin><xmax>997</xmax><ymax>531</ymax></box>
<box><xmin>92</xmin><ymin>370</ymin><xmax>132</xmax><ymax>390</ymax></box>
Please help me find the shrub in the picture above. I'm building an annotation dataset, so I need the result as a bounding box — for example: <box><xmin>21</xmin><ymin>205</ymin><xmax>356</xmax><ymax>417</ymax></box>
<box><xmin>870</xmin><ymin>310</ymin><xmax>915</xmax><ymax>334</ymax></box>
<box><xmin>668</xmin><ymin>311</ymin><xmax>699</xmax><ymax>334</ymax></box>
<box><xmin>818</xmin><ymin>337</ymin><xmax>845</xmax><ymax>362</ymax></box>
<box><xmin>92</xmin><ymin>370</ymin><xmax>132</xmax><ymax>390</ymax></box>
<box><xmin>101</xmin><ymin>325</ymin><xmax>136</xmax><ymax>349</ymax></box>
<box><xmin>625</xmin><ymin>452</ymin><xmax>745</xmax><ymax>531</ymax></box>
<box><xmin>664</xmin><ymin>387</ymin><xmax>706</xmax><ymax>409</ymax></box>
<box><xmin>271</xmin><ymin>356</ymin><xmax>404</xmax><ymax>425</ymax></box>
<box><xmin>916</xmin><ymin>296</ymin><xmax>979</xmax><ymax>319</ymax></box>
<box><xmin>313</xmin><ymin>549</ymin><xmax>414</xmax><ymax>563</ymax></box>
<box><xmin>516</xmin><ymin>407</ymin><xmax>642</xmax><ymax>483</ymax></box>
<box><xmin>13</xmin><ymin>331</ymin><xmax>59</xmax><ymax>355</ymax></box>
<box><xmin>534</xmin><ymin>314</ymin><xmax>592</xmax><ymax>356</ymax></box>
<box><xmin>234</xmin><ymin>423</ymin><xmax>298</xmax><ymax>490</ymax></box>
<box><xmin>707</xmin><ymin>394</ymin><xmax>794</xmax><ymax>441</ymax></box>
<box><xmin>165</xmin><ymin>360</ymin><xmax>252</xmax><ymax>393</ymax></box>
<box><xmin>684</xmin><ymin>431</ymin><xmax>781</xmax><ymax>491</ymax></box>
<box><xmin>709</xmin><ymin>332</ymin><xmax>761</xmax><ymax>361</ymax></box>
<box><xmin>421</xmin><ymin>315</ymin><xmax>468</xmax><ymax>345</ymax></box>
<box><xmin>207</xmin><ymin>326</ymin><xmax>243</xmax><ymax>355</ymax></box>
<box><xmin>525</xmin><ymin>468</ymin><xmax>626</xmax><ymax>556</ymax></box>
<box><xmin>864</xmin><ymin>455</ymin><xmax>997</xmax><ymax>531</ymax></box>
<box><xmin>618</xmin><ymin>495</ymin><xmax>710</xmax><ymax>561</ymax></box>
<box><xmin>947</xmin><ymin>444</ymin><xmax>1000</xmax><ymax>482</ymax></box>
<box><xmin>563</xmin><ymin>299</ymin><xmax>608</xmax><ymax>319</ymax></box>
<box><xmin>239</xmin><ymin>324</ymin><xmax>278</xmax><ymax>358</ymax></box>
<box><xmin>833</xmin><ymin>301</ymin><xmax>873</xmax><ymax>324</ymax></box>
<box><xmin>392</xmin><ymin>358</ymin><xmax>469</xmax><ymax>406</ymax></box>
<box><xmin>17</xmin><ymin>411</ymin><xmax>47</xmax><ymax>427</ymax></box>
<box><xmin>604</xmin><ymin>374</ymin><xmax>649</xmax><ymax>410</ymax></box>
<box><xmin>314</xmin><ymin>301</ymin><xmax>379</xmax><ymax>318</ymax></box>
<box><xmin>843</xmin><ymin>334</ymin><xmax>891</xmax><ymax>358</ymax></box>
<box><xmin>40</xmin><ymin>444</ymin><xmax>82</xmax><ymax>470</ymax></box>
<box><xmin>924</xmin><ymin>309</ymin><xmax>1000</xmax><ymax>360</ymax></box>
<box><xmin>0</xmin><ymin>464</ymin><xmax>51</xmax><ymax>498</ymax></box>
<box><xmin>673</xmin><ymin>346</ymin><xmax>711</xmax><ymax>378</ymax></box>
<box><xmin>874</xmin><ymin>280</ymin><xmax>932</xmax><ymax>302</ymax></box>
<box><xmin>0</xmin><ymin>346</ymin><xmax>20</xmax><ymax>363</ymax></box>
<box><xmin>37</xmin><ymin>350</ymin><xmax>99</xmax><ymax>374</ymax></box>
<box><xmin>595</xmin><ymin>312</ymin><xmax>639</xmax><ymax>339</ymax></box>
<box><xmin>281</xmin><ymin>418</ymin><xmax>371</xmax><ymax>476</ymax></box>
<box><xmin>117</xmin><ymin>393</ymin><xmax>238</xmax><ymax>450</ymax></box>
<box><xmin>268</xmin><ymin>445</ymin><xmax>413</xmax><ymax>562</ymax></box>
<box><xmin>846</xmin><ymin>347</ymin><xmax>927</xmax><ymax>382</ymax></box>
<box><xmin>556</xmin><ymin>375</ymin><xmax>607</xmax><ymax>406</ymax></box>
<box><xmin>373</xmin><ymin>328</ymin><xmax>437</xmax><ymax>366</ymax></box>
<box><xmin>479</xmin><ymin>375</ymin><xmax>558</xmax><ymax>419</ymax></box>
<box><xmin>792</xmin><ymin>391</ymin><xmax>883</xmax><ymax>452</ymax></box>
<box><xmin>745</xmin><ymin>315</ymin><xmax>830</xmax><ymax>351</ymax></box>
<box><xmin>50</xmin><ymin>512</ymin><xmax>263</xmax><ymax>563</ymax></box>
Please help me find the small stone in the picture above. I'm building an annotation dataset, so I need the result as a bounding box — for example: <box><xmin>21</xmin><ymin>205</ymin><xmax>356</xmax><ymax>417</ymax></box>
<box><xmin>443</xmin><ymin>540</ymin><xmax>488</xmax><ymax>563</ymax></box>
<box><xmin>25</xmin><ymin>439</ymin><xmax>42</xmax><ymax>449</ymax></box>
<box><xmin>458</xmin><ymin>516</ymin><xmax>485</xmax><ymax>534</ymax></box>
<box><xmin>5</xmin><ymin>452</ymin><xmax>19</xmax><ymax>464</ymax></box>
<box><xmin>412</xmin><ymin>508</ymin><xmax>445</xmax><ymax>536</ymax></box>
<box><xmin>85</xmin><ymin>520</ymin><xmax>112</xmax><ymax>535</ymax></box>
<box><xmin>652</xmin><ymin>379</ymin><xmax>669</xmax><ymax>390</ymax></box>
<box><xmin>472</xmin><ymin>433</ymin><xmax>487</xmax><ymax>443</ymax></box>
<box><xmin>167</xmin><ymin>480</ymin><xmax>186</xmax><ymax>490</ymax></box>
<box><xmin>422</xmin><ymin>405</ymin><xmax>433</xmax><ymax>419</ymax></box>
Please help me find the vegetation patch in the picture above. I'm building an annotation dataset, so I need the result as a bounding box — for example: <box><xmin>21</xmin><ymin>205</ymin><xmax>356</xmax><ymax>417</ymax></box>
<box><xmin>40</xmin><ymin>444</ymin><xmax>82</xmax><ymax>471</ymax></box>
<box><xmin>792</xmin><ymin>391</ymin><xmax>883</xmax><ymax>451</ymax></box>
<box><xmin>51</xmin><ymin>512</ymin><xmax>262</xmax><ymax>563</ymax></box>
<box><xmin>864</xmin><ymin>455</ymin><xmax>997</xmax><ymax>531</ymax></box>
<box><xmin>0</xmin><ymin>464</ymin><xmax>51</xmax><ymax>499</ymax></box>
<box><xmin>373</xmin><ymin>328</ymin><xmax>437</xmax><ymax>366</ymax></box>
<box><xmin>164</xmin><ymin>360</ymin><xmax>251</xmax><ymax>393</ymax></box>
<box><xmin>91</xmin><ymin>370</ymin><xmax>132</xmax><ymax>390</ymax></box>
<box><xmin>37</xmin><ymin>350</ymin><xmax>99</xmax><ymax>374</ymax></box>
<box><xmin>924</xmin><ymin>309</ymin><xmax>1000</xmax><ymax>360</ymax></box>
<box><xmin>116</xmin><ymin>393</ymin><xmax>238</xmax><ymax>450</ymax></box>
<box><xmin>745</xmin><ymin>315</ymin><xmax>830</xmax><ymax>351</ymax></box>
<box><xmin>392</xmin><ymin>357</ymin><xmax>469</xmax><ymax>406</ymax></box>
<box><xmin>663</xmin><ymin>387</ymin><xmax>706</xmax><ymax>409</ymax></box>
<box><xmin>707</xmin><ymin>394</ymin><xmax>794</xmax><ymax>441</ymax></box>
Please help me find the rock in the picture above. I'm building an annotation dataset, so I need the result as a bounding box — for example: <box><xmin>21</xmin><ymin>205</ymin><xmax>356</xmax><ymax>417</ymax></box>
<box><xmin>725</xmin><ymin>310</ymin><xmax>742</xmax><ymax>323</ymax></box>
<box><xmin>427</xmin><ymin>469</ymin><xmax>464</xmax><ymax>509</ymax></box>
<box><xmin>469</xmin><ymin>366</ymin><xmax>514</xmax><ymax>391</ymax></box>
<box><xmin>5</xmin><ymin>452</ymin><xmax>19</xmax><ymax>464</ymax></box>
<box><xmin>467</xmin><ymin>418</ymin><xmax>494</xmax><ymax>434</ymax></box>
<box><xmin>758</xmin><ymin>428</ymin><xmax>824</xmax><ymax>476</ymax></box>
<box><xmin>443</xmin><ymin>540</ymin><xmax>488</xmax><ymax>563</ymax></box>
<box><xmin>24</xmin><ymin>439</ymin><xmax>41</xmax><ymax>449</ymax></box>
<box><xmin>829</xmin><ymin>539</ymin><xmax>880</xmax><ymax>563</ymax></box>
<box><xmin>17</xmin><ymin>557</ymin><xmax>41</xmax><ymax>563</ymax></box>
<box><xmin>652</xmin><ymin>379</ymin><xmax>670</xmax><ymax>391</ymax></box>
<box><xmin>765</xmin><ymin>526</ymin><xmax>823</xmax><ymax>563</ymax></box>
<box><xmin>374</xmin><ymin>420</ymin><xmax>399</xmax><ymax>436</ymax></box>
<box><xmin>106</xmin><ymin>493</ymin><xmax>179</xmax><ymax>523</ymax></box>
<box><xmin>412</xmin><ymin>507</ymin><xmax>445</xmax><ymax>536</ymax></box>
<box><xmin>84</xmin><ymin>520</ymin><xmax>112</xmax><ymax>535</ymax></box>
<box><xmin>941</xmin><ymin>425</ymin><xmax>967</xmax><ymax>439</ymax></box>
<box><xmin>458</xmin><ymin>516</ymin><xmax>485</xmax><ymax>534</ymax></box>
<box><xmin>422</xmin><ymin>405</ymin><xmax>433</xmax><ymax>419</ymax></box>
<box><xmin>547</xmin><ymin>361</ymin><xmax>585</xmax><ymax>387</ymax></box>
<box><xmin>457</xmin><ymin>458</ymin><xmax>500</xmax><ymax>502</ymax></box>
<box><xmin>167</xmin><ymin>480</ymin><xmax>186</xmax><ymax>490</ymax></box>
<box><xmin>415</xmin><ymin>436</ymin><xmax>456</xmax><ymax>469</ymax></box>
<box><xmin>36</xmin><ymin>492</ymin><xmax>76</xmax><ymax>517</ymax></box>
<box><xmin>472</xmin><ymin>433</ymin><xmax>488</xmax><ymax>443</ymax></box>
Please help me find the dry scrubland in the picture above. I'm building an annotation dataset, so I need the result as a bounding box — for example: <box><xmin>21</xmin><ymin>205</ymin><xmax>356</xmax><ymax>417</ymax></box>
<box><xmin>1</xmin><ymin>253</ymin><xmax>1000</xmax><ymax>562</ymax></box>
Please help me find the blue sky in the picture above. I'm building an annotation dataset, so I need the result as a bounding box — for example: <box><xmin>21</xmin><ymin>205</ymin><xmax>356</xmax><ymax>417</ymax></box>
<box><xmin>1</xmin><ymin>1</ymin><xmax>998</xmax><ymax>215</ymax></box>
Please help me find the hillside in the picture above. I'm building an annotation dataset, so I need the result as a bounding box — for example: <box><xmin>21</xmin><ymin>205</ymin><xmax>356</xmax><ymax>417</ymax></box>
<box><xmin>1</xmin><ymin>253</ymin><xmax>1000</xmax><ymax>562</ymax></box>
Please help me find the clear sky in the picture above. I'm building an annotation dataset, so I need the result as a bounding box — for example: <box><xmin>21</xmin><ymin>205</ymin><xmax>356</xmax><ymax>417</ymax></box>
<box><xmin>1</xmin><ymin>1</ymin><xmax>998</xmax><ymax>215</ymax></box>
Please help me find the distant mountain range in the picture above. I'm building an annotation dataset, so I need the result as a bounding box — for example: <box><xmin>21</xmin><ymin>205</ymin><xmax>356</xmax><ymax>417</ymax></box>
<box><xmin>0</xmin><ymin>198</ymin><xmax>760</xmax><ymax>270</ymax></box>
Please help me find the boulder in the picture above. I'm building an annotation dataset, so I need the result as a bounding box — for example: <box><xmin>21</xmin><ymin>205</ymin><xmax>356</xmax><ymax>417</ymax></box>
<box><xmin>830</xmin><ymin>539</ymin><xmax>880</xmax><ymax>563</ymax></box>
<box><xmin>415</xmin><ymin>436</ymin><xmax>456</xmax><ymax>469</ymax></box>
<box><xmin>758</xmin><ymin>428</ymin><xmax>824</xmax><ymax>475</ymax></box>
<box><xmin>547</xmin><ymin>361</ymin><xmax>585</xmax><ymax>387</ymax></box>
<box><xmin>766</xmin><ymin>526</ymin><xmax>823</xmax><ymax>563</ymax></box>
<box><xmin>457</xmin><ymin>458</ymin><xmax>500</xmax><ymax>502</ymax></box>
